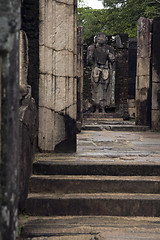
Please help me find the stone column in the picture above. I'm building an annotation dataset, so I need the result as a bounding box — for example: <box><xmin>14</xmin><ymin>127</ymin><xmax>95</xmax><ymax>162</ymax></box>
<box><xmin>136</xmin><ymin>17</ymin><xmax>152</xmax><ymax>126</ymax></box>
<box><xmin>19</xmin><ymin>30</ymin><xmax>29</xmax><ymax>86</ymax></box>
<box><xmin>77</xmin><ymin>26</ymin><xmax>83</xmax><ymax>131</ymax></box>
<box><xmin>151</xmin><ymin>17</ymin><xmax>160</xmax><ymax>130</ymax></box>
<box><xmin>39</xmin><ymin>0</ymin><xmax>77</xmax><ymax>152</ymax></box>
<box><xmin>0</xmin><ymin>1</ymin><xmax>20</xmax><ymax>239</ymax></box>
<box><xmin>127</xmin><ymin>38</ymin><xmax>137</xmax><ymax>119</ymax></box>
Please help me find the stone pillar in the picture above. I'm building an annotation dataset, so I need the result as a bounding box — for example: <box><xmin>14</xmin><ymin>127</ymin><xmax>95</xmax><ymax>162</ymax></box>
<box><xmin>19</xmin><ymin>30</ymin><xmax>28</xmax><ymax>86</ymax></box>
<box><xmin>136</xmin><ymin>17</ymin><xmax>152</xmax><ymax>126</ymax></box>
<box><xmin>0</xmin><ymin>1</ymin><xmax>20</xmax><ymax>239</ymax></box>
<box><xmin>115</xmin><ymin>34</ymin><xmax>129</xmax><ymax>118</ymax></box>
<box><xmin>39</xmin><ymin>0</ymin><xmax>77</xmax><ymax>152</ymax></box>
<box><xmin>77</xmin><ymin>26</ymin><xmax>83</xmax><ymax>131</ymax></box>
<box><xmin>19</xmin><ymin>30</ymin><xmax>38</xmax><ymax>211</ymax></box>
<box><xmin>151</xmin><ymin>17</ymin><xmax>160</xmax><ymax>130</ymax></box>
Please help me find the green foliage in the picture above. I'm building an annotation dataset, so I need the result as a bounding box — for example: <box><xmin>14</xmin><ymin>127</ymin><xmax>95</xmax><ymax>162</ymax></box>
<box><xmin>78</xmin><ymin>0</ymin><xmax>160</xmax><ymax>40</ymax></box>
<box><xmin>78</xmin><ymin>8</ymin><xmax>109</xmax><ymax>40</ymax></box>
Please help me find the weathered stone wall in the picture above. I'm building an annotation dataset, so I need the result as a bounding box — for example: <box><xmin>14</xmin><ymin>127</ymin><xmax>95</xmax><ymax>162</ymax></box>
<box><xmin>151</xmin><ymin>17</ymin><xmax>160</xmax><ymax>130</ymax></box>
<box><xmin>136</xmin><ymin>17</ymin><xmax>152</xmax><ymax>126</ymax></box>
<box><xmin>0</xmin><ymin>1</ymin><xmax>20</xmax><ymax>239</ymax></box>
<box><xmin>77</xmin><ymin>26</ymin><xmax>83</xmax><ymax>131</ymax></box>
<box><xmin>39</xmin><ymin>0</ymin><xmax>77</xmax><ymax>152</ymax></box>
<box><xmin>19</xmin><ymin>92</ymin><xmax>38</xmax><ymax>211</ymax></box>
<box><xmin>19</xmin><ymin>31</ymin><xmax>38</xmax><ymax>211</ymax></box>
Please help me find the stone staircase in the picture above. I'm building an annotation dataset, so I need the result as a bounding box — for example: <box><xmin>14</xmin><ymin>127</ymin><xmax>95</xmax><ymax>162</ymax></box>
<box><xmin>20</xmin><ymin>128</ymin><xmax>160</xmax><ymax>239</ymax></box>
<box><xmin>25</xmin><ymin>156</ymin><xmax>160</xmax><ymax>217</ymax></box>
<box><xmin>82</xmin><ymin>117</ymin><xmax>150</xmax><ymax>132</ymax></box>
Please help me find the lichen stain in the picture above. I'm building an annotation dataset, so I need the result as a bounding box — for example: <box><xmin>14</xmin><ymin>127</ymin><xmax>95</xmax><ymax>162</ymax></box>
<box><xmin>2</xmin><ymin>206</ymin><xmax>10</xmax><ymax>227</ymax></box>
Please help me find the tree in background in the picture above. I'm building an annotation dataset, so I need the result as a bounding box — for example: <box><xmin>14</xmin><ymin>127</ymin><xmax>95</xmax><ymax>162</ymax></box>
<box><xmin>78</xmin><ymin>0</ymin><xmax>160</xmax><ymax>40</ymax></box>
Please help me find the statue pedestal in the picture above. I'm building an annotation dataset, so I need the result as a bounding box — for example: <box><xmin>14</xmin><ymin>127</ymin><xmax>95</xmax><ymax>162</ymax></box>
<box><xmin>83</xmin><ymin>112</ymin><xmax>121</xmax><ymax>119</ymax></box>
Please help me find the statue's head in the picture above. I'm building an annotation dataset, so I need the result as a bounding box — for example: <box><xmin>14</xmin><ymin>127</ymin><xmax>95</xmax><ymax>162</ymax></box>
<box><xmin>94</xmin><ymin>32</ymin><xmax>108</xmax><ymax>45</ymax></box>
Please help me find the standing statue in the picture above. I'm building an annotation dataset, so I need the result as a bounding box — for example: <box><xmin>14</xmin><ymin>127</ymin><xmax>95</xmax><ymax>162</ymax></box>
<box><xmin>87</xmin><ymin>32</ymin><xmax>116</xmax><ymax>113</ymax></box>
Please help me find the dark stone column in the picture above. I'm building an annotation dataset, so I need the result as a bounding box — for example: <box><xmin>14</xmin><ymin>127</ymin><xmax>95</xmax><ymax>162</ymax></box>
<box><xmin>21</xmin><ymin>0</ymin><xmax>39</xmax><ymax>106</ymax></box>
<box><xmin>151</xmin><ymin>17</ymin><xmax>160</xmax><ymax>130</ymax></box>
<box><xmin>0</xmin><ymin>1</ymin><xmax>20</xmax><ymax>239</ymax></box>
<box><xmin>136</xmin><ymin>17</ymin><xmax>152</xmax><ymax>126</ymax></box>
<box><xmin>127</xmin><ymin>38</ymin><xmax>137</xmax><ymax>118</ymax></box>
<box><xmin>115</xmin><ymin>34</ymin><xmax>129</xmax><ymax>119</ymax></box>
<box><xmin>77</xmin><ymin>26</ymin><xmax>83</xmax><ymax>132</ymax></box>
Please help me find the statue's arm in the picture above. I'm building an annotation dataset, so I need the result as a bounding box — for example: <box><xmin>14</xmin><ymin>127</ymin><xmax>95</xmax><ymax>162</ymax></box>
<box><xmin>109</xmin><ymin>52</ymin><xmax>115</xmax><ymax>63</ymax></box>
<box><xmin>87</xmin><ymin>45</ymin><xmax>95</xmax><ymax>65</ymax></box>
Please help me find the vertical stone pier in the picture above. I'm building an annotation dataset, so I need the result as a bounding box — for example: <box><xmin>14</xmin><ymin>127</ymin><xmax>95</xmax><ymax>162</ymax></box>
<box><xmin>39</xmin><ymin>0</ymin><xmax>77</xmax><ymax>152</ymax></box>
<box><xmin>77</xmin><ymin>26</ymin><xmax>83</xmax><ymax>131</ymax></box>
<box><xmin>0</xmin><ymin>0</ymin><xmax>20</xmax><ymax>239</ymax></box>
<box><xmin>136</xmin><ymin>17</ymin><xmax>152</xmax><ymax>126</ymax></box>
<box><xmin>151</xmin><ymin>17</ymin><xmax>160</xmax><ymax>130</ymax></box>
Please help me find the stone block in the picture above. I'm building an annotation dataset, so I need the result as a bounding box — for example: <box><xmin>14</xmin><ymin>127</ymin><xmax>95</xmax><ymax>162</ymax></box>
<box><xmin>39</xmin><ymin>45</ymin><xmax>45</xmax><ymax>73</ymax></box>
<box><xmin>38</xmin><ymin>106</ymin><xmax>55</xmax><ymax>151</ymax></box>
<box><xmin>19</xmin><ymin>95</ymin><xmax>38</xmax><ymax>210</ymax></box>
<box><xmin>152</xmin><ymin>82</ymin><xmax>160</xmax><ymax>110</ymax></box>
<box><xmin>54</xmin><ymin>76</ymin><xmax>66</xmax><ymax>112</ymax></box>
<box><xmin>137</xmin><ymin>57</ymin><xmax>150</xmax><ymax>77</ymax></box>
<box><xmin>44</xmin><ymin>0</ymin><xmax>53</xmax><ymax>48</ymax></box>
<box><xmin>39</xmin><ymin>0</ymin><xmax>45</xmax><ymax>22</ymax></box>
<box><xmin>39</xmin><ymin>20</ymin><xmax>44</xmax><ymax>46</ymax></box>
<box><xmin>56</xmin><ymin>0</ymin><xmax>75</xmax><ymax>5</ymax></box>
<box><xmin>137</xmin><ymin>17</ymin><xmax>152</xmax><ymax>58</ymax></box>
<box><xmin>136</xmin><ymin>75</ymin><xmax>150</xmax><ymax>90</ymax></box>
<box><xmin>44</xmin><ymin>47</ymin><xmax>53</xmax><ymax>74</ymax></box>
<box><xmin>128</xmin><ymin>107</ymin><xmax>136</xmax><ymax>119</ymax></box>
<box><xmin>54</xmin><ymin>50</ymin><xmax>75</xmax><ymax>77</ymax></box>
<box><xmin>152</xmin><ymin>68</ymin><xmax>160</xmax><ymax>83</ymax></box>
<box><xmin>127</xmin><ymin>99</ymin><xmax>135</xmax><ymax>108</ymax></box>
<box><xmin>137</xmin><ymin>42</ymin><xmax>151</xmax><ymax>58</ymax></box>
<box><xmin>39</xmin><ymin>74</ymin><xmax>55</xmax><ymax>108</ymax></box>
<box><xmin>54</xmin><ymin>112</ymin><xmax>66</xmax><ymax>146</ymax></box>
<box><xmin>152</xmin><ymin>110</ymin><xmax>160</xmax><ymax>130</ymax></box>
<box><xmin>136</xmin><ymin>87</ymin><xmax>149</xmax><ymax>102</ymax></box>
<box><xmin>137</xmin><ymin>17</ymin><xmax>152</xmax><ymax>42</ymax></box>
<box><xmin>54</xmin><ymin>2</ymin><xmax>67</xmax><ymax>51</ymax></box>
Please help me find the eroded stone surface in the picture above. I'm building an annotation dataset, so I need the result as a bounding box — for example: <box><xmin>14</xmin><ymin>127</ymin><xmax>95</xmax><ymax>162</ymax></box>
<box><xmin>136</xmin><ymin>17</ymin><xmax>152</xmax><ymax>126</ymax></box>
<box><xmin>38</xmin><ymin>0</ymin><xmax>77</xmax><ymax>152</ymax></box>
<box><xmin>20</xmin><ymin>216</ymin><xmax>160</xmax><ymax>240</ymax></box>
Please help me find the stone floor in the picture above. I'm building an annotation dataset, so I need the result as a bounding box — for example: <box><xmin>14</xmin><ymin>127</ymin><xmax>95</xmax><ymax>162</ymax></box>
<box><xmin>19</xmin><ymin>127</ymin><xmax>160</xmax><ymax>240</ymax></box>
<box><xmin>19</xmin><ymin>216</ymin><xmax>160</xmax><ymax>240</ymax></box>
<box><xmin>76</xmin><ymin>130</ymin><xmax>160</xmax><ymax>163</ymax></box>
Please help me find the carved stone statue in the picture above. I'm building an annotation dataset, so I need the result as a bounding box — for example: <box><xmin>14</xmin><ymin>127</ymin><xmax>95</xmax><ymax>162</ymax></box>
<box><xmin>87</xmin><ymin>32</ymin><xmax>116</xmax><ymax>113</ymax></box>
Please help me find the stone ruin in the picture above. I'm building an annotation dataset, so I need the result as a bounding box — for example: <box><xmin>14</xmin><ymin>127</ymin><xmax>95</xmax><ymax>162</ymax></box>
<box><xmin>136</xmin><ymin>17</ymin><xmax>160</xmax><ymax>130</ymax></box>
<box><xmin>1</xmin><ymin>1</ymin><xmax>160</xmax><ymax>239</ymax></box>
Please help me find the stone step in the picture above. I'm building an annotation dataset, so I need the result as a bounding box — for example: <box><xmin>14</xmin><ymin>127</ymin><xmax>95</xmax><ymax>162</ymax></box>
<box><xmin>20</xmin><ymin>216</ymin><xmax>160</xmax><ymax>239</ymax></box>
<box><xmin>83</xmin><ymin>113</ymin><xmax>122</xmax><ymax>118</ymax></box>
<box><xmin>25</xmin><ymin>193</ymin><xmax>160</xmax><ymax>217</ymax></box>
<box><xmin>33</xmin><ymin>161</ymin><xmax>160</xmax><ymax>176</ymax></box>
<box><xmin>82</xmin><ymin>124</ymin><xmax>150</xmax><ymax>131</ymax></box>
<box><xmin>29</xmin><ymin>175</ymin><xmax>160</xmax><ymax>194</ymax></box>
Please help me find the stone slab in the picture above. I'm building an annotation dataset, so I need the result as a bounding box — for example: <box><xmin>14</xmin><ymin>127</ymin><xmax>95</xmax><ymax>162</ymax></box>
<box><xmin>29</xmin><ymin>175</ymin><xmax>160</xmax><ymax>194</ymax></box>
<box><xmin>25</xmin><ymin>192</ymin><xmax>160</xmax><ymax>217</ymax></box>
<box><xmin>20</xmin><ymin>216</ymin><xmax>160</xmax><ymax>239</ymax></box>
